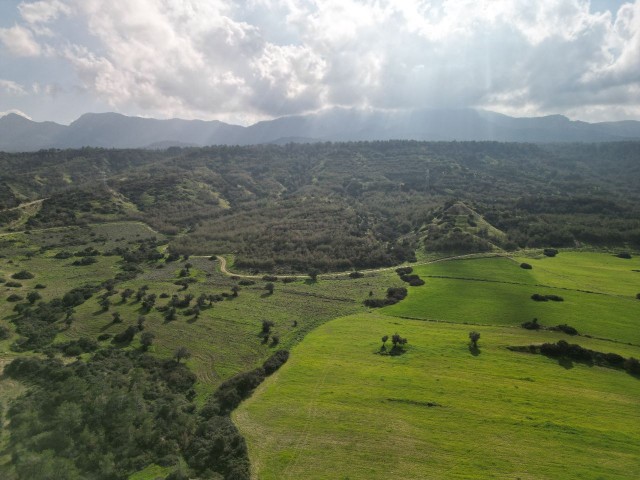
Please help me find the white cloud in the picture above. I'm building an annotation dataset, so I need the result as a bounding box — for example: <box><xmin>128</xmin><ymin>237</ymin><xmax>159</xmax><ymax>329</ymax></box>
<box><xmin>0</xmin><ymin>79</ymin><xmax>28</xmax><ymax>95</ymax></box>
<box><xmin>2</xmin><ymin>0</ymin><xmax>640</xmax><ymax>122</ymax></box>
<box><xmin>18</xmin><ymin>0</ymin><xmax>70</xmax><ymax>24</ymax></box>
<box><xmin>0</xmin><ymin>24</ymin><xmax>41</xmax><ymax>56</ymax></box>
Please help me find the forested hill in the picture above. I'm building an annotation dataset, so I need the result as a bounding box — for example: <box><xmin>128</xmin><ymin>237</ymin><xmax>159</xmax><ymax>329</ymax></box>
<box><xmin>1</xmin><ymin>141</ymin><xmax>639</xmax><ymax>273</ymax></box>
<box><xmin>2</xmin><ymin>108</ymin><xmax>640</xmax><ymax>151</ymax></box>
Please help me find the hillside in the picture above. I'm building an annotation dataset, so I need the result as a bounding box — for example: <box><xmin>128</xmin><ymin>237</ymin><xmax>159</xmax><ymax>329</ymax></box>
<box><xmin>1</xmin><ymin>142</ymin><xmax>639</xmax><ymax>273</ymax></box>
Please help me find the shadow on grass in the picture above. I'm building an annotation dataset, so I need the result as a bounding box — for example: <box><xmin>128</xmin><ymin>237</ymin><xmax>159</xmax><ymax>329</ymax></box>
<box><xmin>468</xmin><ymin>344</ymin><xmax>481</xmax><ymax>356</ymax></box>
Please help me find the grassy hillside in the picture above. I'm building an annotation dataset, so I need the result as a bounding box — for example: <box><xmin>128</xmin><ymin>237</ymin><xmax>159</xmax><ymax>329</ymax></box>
<box><xmin>236</xmin><ymin>253</ymin><xmax>640</xmax><ymax>479</ymax></box>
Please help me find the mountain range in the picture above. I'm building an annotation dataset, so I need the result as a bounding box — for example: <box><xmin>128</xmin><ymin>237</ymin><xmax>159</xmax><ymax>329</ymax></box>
<box><xmin>1</xmin><ymin>108</ymin><xmax>640</xmax><ymax>151</ymax></box>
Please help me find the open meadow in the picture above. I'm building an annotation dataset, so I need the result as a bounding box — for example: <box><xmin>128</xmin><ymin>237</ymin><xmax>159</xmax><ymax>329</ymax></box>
<box><xmin>236</xmin><ymin>253</ymin><xmax>640</xmax><ymax>479</ymax></box>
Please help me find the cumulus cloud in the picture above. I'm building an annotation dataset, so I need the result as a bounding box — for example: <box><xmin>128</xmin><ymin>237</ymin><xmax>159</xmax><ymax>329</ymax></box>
<box><xmin>0</xmin><ymin>24</ymin><xmax>41</xmax><ymax>56</ymax></box>
<box><xmin>0</xmin><ymin>0</ymin><xmax>639</xmax><ymax>122</ymax></box>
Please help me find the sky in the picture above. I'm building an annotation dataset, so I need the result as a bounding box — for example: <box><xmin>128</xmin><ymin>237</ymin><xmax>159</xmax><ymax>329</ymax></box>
<box><xmin>0</xmin><ymin>0</ymin><xmax>638</xmax><ymax>125</ymax></box>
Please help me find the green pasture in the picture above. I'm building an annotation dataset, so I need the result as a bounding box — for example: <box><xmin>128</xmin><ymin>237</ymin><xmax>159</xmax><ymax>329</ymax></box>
<box><xmin>383</xmin><ymin>255</ymin><xmax>640</xmax><ymax>344</ymax></box>
<box><xmin>235</xmin><ymin>312</ymin><xmax>640</xmax><ymax>480</ymax></box>
<box><xmin>515</xmin><ymin>251</ymin><xmax>640</xmax><ymax>297</ymax></box>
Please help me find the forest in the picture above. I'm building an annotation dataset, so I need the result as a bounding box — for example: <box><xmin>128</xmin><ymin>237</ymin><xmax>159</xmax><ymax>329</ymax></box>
<box><xmin>1</xmin><ymin>141</ymin><xmax>639</xmax><ymax>272</ymax></box>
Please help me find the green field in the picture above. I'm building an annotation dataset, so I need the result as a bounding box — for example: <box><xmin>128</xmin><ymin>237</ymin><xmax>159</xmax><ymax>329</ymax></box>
<box><xmin>236</xmin><ymin>253</ymin><xmax>640</xmax><ymax>479</ymax></box>
<box><xmin>383</xmin><ymin>254</ymin><xmax>640</xmax><ymax>344</ymax></box>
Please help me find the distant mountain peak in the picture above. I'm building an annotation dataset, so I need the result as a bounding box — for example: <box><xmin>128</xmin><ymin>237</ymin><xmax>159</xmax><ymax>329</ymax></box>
<box><xmin>1</xmin><ymin>109</ymin><xmax>639</xmax><ymax>152</ymax></box>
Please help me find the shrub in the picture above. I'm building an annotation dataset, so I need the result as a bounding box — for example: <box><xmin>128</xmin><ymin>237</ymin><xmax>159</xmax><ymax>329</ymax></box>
<box><xmin>407</xmin><ymin>278</ymin><xmax>425</xmax><ymax>286</ymax></box>
<box><xmin>543</xmin><ymin>248</ymin><xmax>558</xmax><ymax>257</ymax></box>
<box><xmin>54</xmin><ymin>251</ymin><xmax>74</xmax><ymax>259</ymax></box>
<box><xmin>521</xmin><ymin>318</ymin><xmax>541</xmax><ymax>330</ymax></box>
<box><xmin>6</xmin><ymin>281</ymin><xmax>22</xmax><ymax>288</ymax></box>
<box><xmin>0</xmin><ymin>325</ymin><xmax>11</xmax><ymax>340</ymax></box>
<box><xmin>34</xmin><ymin>283</ymin><xmax>46</xmax><ymax>289</ymax></box>
<box><xmin>349</xmin><ymin>271</ymin><xmax>364</xmax><ymax>278</ymax></box>
<box><xmin>395</xmin><ymin>267</ymin><xmax>413</xmax><ymax>275</ymax></box>
<box><xmin>637</xmin><ymin>293</ymin><xmax>640</xmax><ymax>300</ymax></box>
<box><xmin>238</xmin><ymin>279</ymin><xmax>256</xmax><ymax>286</ymax></box>
<box><xmin>550</xmin><ymin>324</ymin><xmax>578</xmax><ymax>335</ymax></box>
<box><xmin>624</xmin><ymin>357</ymin><xmax>640</xmax><ymax>375</ymax></box>
<box><xmin>281</xmin><ymin>277</ymin><xmax>296</xmax><ymax>283</ymax></box>
<box><xmin>97</xmin><ymin>333</ymin><xmax>112</xmax><ymax>341</ymax></box>
<box><xmin>530</xmin><ymin>293</ymin><xmax>548</xmax><ymax>302</ymax></box>
<box><xmin>6</xmin><ymin>294</ymin><xmax>23</xmax><ymax>302</ymax></box>
<box><xmin>520</xmin><ymin>262</ymin><xmax>533</xmax><ymax>269</ymax></box>
<box><xmin>12</xmin><ymin>270</ymin><xmax>34</xmax><ymax>280</ymax></box>
<box><xmin>112</xmin><ymin>326</ymin><xmax>138</xmax><ymax>344</ymax></box>
<box><xmin>616</xmin><ymin>252</ymin><xmax>632</xmax><ymax>259</ymax></box>
<box><xmin>72</xmin><ymin>257</ymin><xmax>97</xmax><ymax>266</ymax></box>
<box><xmin>262</xmin><ymin>275</ymin><xmax>278</xmax><ymax>282</ymax></box>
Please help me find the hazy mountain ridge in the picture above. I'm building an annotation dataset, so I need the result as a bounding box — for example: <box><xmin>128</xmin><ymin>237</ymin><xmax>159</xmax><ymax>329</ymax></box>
<box><xmin>1</xmin><ymin>108</ymin><xmax>639</xmax><ymax>151</ymax></box>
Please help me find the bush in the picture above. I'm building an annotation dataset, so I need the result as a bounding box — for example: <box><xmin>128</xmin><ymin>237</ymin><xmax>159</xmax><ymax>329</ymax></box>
<box><xmin>395</xmin><ymin>267</ymin><xmax>413</xmax><ymax>276</ymax></box>
<box><xmin>521</xmin><ymin>318</ymin><xmax>541</xmax><ymax>330</ymax></box>
<box><xmin>531</xmin><ymin>293</ymin><xmax>563</xmax><ymax>302</ymax></box>
<box><xmin>520</xmin><ymin>262</ymin><xmax>533</xmax><ymax>269</ymax></box>
<box><xmin>616</xmin><ymin>252</ymin><xmax>632</xmax><ymax>259</ymax></box>
<box><xmin>543</xmin><ymin>248</ymin><xmax>558</xmax><ymax>257</ymax></box>
<box><xmin>550</xmin><ymin>324</ymin><xmax>578</xmax><ymax>335</ymax></box>
<box><xmin>72</xmin><ymin>257</ymin><xmax>97</xmax><ymax>266</ymax></box>
<box><xmin>262</xmin><ymin>275</ymin><xmax>278</xmax><ymax>282</ymax></box>
<box><xmin>281</xmin><ymin>277</ymin><xmax>296</xmax><ymax>283</ymax></box>
<box><xmin>112</xmin><ymin>326</ymin><xmax>138</xmax><ymax>344</ymax></box>
<box><xmin>407</xmin><ymin>278</ymin><xmax>425</xmax><ymax>286</ymax></box>
<box><xmin>34</xmin><ymin>283</ymin><xmax>46</xmax><ymax>289</ymax></box>
<box><xmin>238</xmin><ymin>279</ymin><xmax>256</xmax><ymax>286</ymax></box>
<box><xmin>0</xmin><ymin>325</ymin><xmax>11</xmax><ymax>340</ymax></box>
<box><xmin>349</xmin><ymin>271</ymin><xmax>364</xmax><ymax>278</ymax></box>
<box><xmin>624</xmin><ymin>357</ymin><xmax>640</xmax><ymax>375</ymax></box>
<box><xmin>6</xmin><ymin>281</ymin><xmax>22</xmax><ymax>288</ymax></box>
<box><xmin>54</xmin><ymin>251</ymin><xmax>74</xmax><ymax>259</ymax></box>
<box><xmin>6</xmin><ymin>294</ymin><xmax>23</xmax><ymax>302</ymax></box>
<box><xmin>12</xmin><ymin>270</ymin><xmax>34</xmax><ymax>280</ymax></box>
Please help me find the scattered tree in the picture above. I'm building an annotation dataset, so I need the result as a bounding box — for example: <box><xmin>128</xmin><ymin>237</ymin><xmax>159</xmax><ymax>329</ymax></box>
<box><xmin>174</xmin><ymin>346</ymin><xmax>191</xmax><ymax>363</ymax></box>
<box><xmin>469</xmin><ymin>331</ymin><xmax>481</xmax><ymax>348</ymax></box>
<box><xmin>265</xmin><ymin>282</ymin><xmax>275</xmax><ymax>294</ymax></box>
<box><xmin>26</xmin><ymin>291</ymin><xmax>42</xmax><ymax>304</ymax></box>
<box><xmin>140</xmin><ymin>332</ymin><xmax>155</xmax><ymax>350</ymax></box>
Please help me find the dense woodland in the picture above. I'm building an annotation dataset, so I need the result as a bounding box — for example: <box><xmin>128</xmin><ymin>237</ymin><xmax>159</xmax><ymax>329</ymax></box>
<box><xmin>1</xmin><ymin>141</ymin><xmax>639</xmax><ymax>272</ymax></box>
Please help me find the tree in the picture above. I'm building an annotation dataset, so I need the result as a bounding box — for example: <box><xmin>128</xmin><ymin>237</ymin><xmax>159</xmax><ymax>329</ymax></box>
<box><xmin>137</xmin><ymin>315</ymin><xmax>146</xmax><ymax>330</ymax></box>
<box><xmin>174</xmin><ymin>346</ymin><xmax>191</xmax><ymax>363</ymax></box>
<box><xmin>381</xmin><ymin>335</ymin><xmax>389</xmax><ymax>347</ymax></box>
<box><xmin>26</xmin><ymin>291</ymin><xmax>42</xmax><ymax>304</ymax></box>
<box><xmin>112</xmin><ymin>312</ymin><xmax>122</xmax><ymax>324</ymax></box>
<box><xmin>469</xmin><ymin>331</ymin><xmax>481</xmax><ymax>348</ymax></box>
<box><xmin>231</xmin><ymin>285</ymin><xmax>240</xmax><ymax>297</ymax></box>
<box><xmin>99</xmin><ymin>296</ymin><xmax>110</xmax><ymax>312</ymax></box>
<box><xmin>265</xmin><ymin>282</ymin><xmax>275</xmax><ymax>294</ymax></box>
<box><xmin>140</xmin><ymin>332</ymin><xmax>155</xmax><ymax>350</ymax></box>
<box><xmin>164</xmin><ymin>307</ymin><xmax>177</xmax><ymax>322</ymax></box>
<box><xmin>308</xmin><ymin>269</ymin><xmax>319</xmax><ymax>281</ymax></box>
<box><xmin>262</xmin><ymin>320</ymin><xmax>275</xmax><ymax>335</ymax></box>
<box><xmin>120</xmin><ymin>288</ymin><xmax>134</xmax><ymax>303</ymax></box>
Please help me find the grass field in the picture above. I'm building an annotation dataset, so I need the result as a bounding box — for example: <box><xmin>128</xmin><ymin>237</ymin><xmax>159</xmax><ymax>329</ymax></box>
<box><xmin>383</xmin><ymin>254</ymin><xmax>640</xmax><ymax>344</ymax></box>
<box><xmin>235</xmin><ymin>313</ymin><xmax>640</xmax><ymax>480</ymax></box>
<box><xmin>236</xmin><ymin>253</ymin><xmax>640</xmax><ymax>479</ymax></box>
